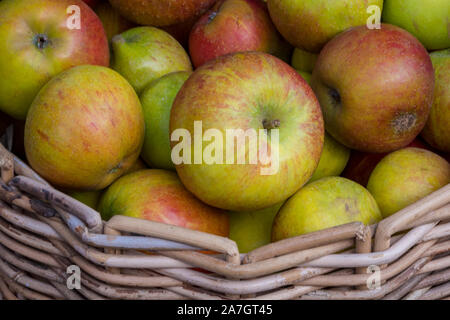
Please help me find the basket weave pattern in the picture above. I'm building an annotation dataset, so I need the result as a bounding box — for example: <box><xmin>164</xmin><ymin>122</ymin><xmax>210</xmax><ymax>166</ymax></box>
<box><xmin>0</xmin><ymin>143</ymin><xmax>449</xmax><ymax>300</ymax></box>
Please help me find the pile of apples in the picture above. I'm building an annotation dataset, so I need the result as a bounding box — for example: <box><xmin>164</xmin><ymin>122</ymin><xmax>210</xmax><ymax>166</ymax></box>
<box><xmin>0</xmin><ymin>0</ymin><xmax>449</xmax><ymax>253</ymax></box>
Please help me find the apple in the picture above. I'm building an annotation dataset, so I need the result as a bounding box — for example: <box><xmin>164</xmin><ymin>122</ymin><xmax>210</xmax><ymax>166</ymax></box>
<box><xmin>267</xmin><ymin>0</ymin><xmax>384</xmax><ymax>52</ymax></box>
<box><xmin>170</xmin><ymin>52</ymin><xmax>324</xmax><ymax>211</ymax></box>
<box><xmin>67</xmin><ymin>190</ymin><xmax>102</xmax><ymax>209</ymax></box>
<box><xmin>342</xmin><ymin>138</ymin><xmax>429</xmax><ymax>187</ymax></box>
<box><xmin>140</xmin><ymin>71</ymin><xmax>191</xmax><ymax>170</ymax></box>
<box><xmin>311</xmin><ymin>24</ymin><xmax>435</xmax><ymax>153</ymax></box>
<box><xmin>308</xmin><ymin>132</ymin><xmax>350</xmax><ymax>183</ymax></box>
<box><xmin>98</xmin><ymin>169</ymin><xmax>229</xmax><ymax>236</ymax></box>
<box><xmin>108</xmin><ymin>0</ymin><xmax>217</xmax><ymax>27</ymax></box>
<box><xmin>189</xmin><ymin>0</ymin><xmax>291</xmax><ymax>68</ymax></box>
<box><xmin>0</xmin><ymin>0</ymin><xmax>109</xmax><ymax>120</ymax></box>
<box><xmin>65</xmin><ymin>158</ymin><xmax>147</xmax><ymax>209</ymax></box>
<box><xmin>24</xmin><ymin>65</ymin><xmax>145</xmax><ymax>191</ymax></box>
<box><xmin>421</xmin><ymin>49</ymin><xmax>450</xmax><ymax>152</ymax></box>
<box><xmin>272</xmin><ymin>177</ymin><xmax>382</xmax><ymax>241</ymax></box>
<box><xmin>367</xmin><ymin>148</ymin><xmax>450</xmax><ymax>218</ymax></box>
<box><xmin>229</xmin><ymin>202</ymin><xmax>283</xmax><ymax>253</ymax></box>
<box><xmin>95</xmin><ymin>1</ymin><xmax>136</xmax><ymax>41</ymax></box>
<box><xmin>111</xmin><ymin>27</ymin><xmax>193</xmax><ymax>94</ymax></box>
<box><xmin>296</xmin><ymin>71</ymin><xmax>312</xmax><ymax>85</ymax></box>
<box><xmin>291</xmin><ymin>48</ymin><xmax>317</xmax><ymax>73</ymax></box>
<box><xmin>382</xmin><ymin>0</ymin><xmax>450</xmax><ymax>50</ymax></box>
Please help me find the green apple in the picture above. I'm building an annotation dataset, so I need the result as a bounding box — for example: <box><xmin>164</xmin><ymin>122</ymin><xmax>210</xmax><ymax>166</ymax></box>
<box><xmin>421</xmin><ymin>49</ymin><xmax>450</xmax><ymax>152</ymax></box>
<box><xmin>296</xmin><ymin>70</ymin><xmax>312</xmax><ymax>85</ymax></box>
<box><xmin>95</xmin><ymin>1</ymin><xmax>136</xmax><ymax>42</ymax></box>
<box><xmin>291</xmin><ymin>48</ymin><xmax>318</xmax><ymax>73</ymax></box>
<box><xmin>272</xmin><ymin>176</ymin><xmax>382</xmax><ymax>240</ymax></box>
<box><xmin>170</xmin><ymin>52</ymin><xmax>324</xmax><ymax>211</ymax></box>
<box><xmin>382</xmin><ymin>0</ymin><xmax>450</xmax><ymax>50</ymax></box>
<box><xmin>24</xmin><ymin>65</ymin><xmax>145</xmax><ymax>190</ymax></box>
<box><xmin>0</xmin><ymin>0</ymin><xmax>109</xmax><ymax>119</ymax></box>
<box><xmin>98</xmin><ymin>169</ymin><xmax>229</xmax><ymax>236</ymax></box>
<box><xmin>367</xmin><ymin>148</ymin><xmax>450</xmax><ymax>218</ymax></box>
<box><xmin>267</xmin><ymin>0</ymin><xmax>383</xmax><ymax>52</ymax></box>
<box><xmin>272</xmin><ymin>177</ymin><xmax>382</xmax><ymax>241</ymax></box>
<box><xmin>309</xmin><ymin>132</ymin><xmax>350</xmax><ymax>183</ymax></box>
<box><xmin>229</xmin><ymin>202</ymin><xmax>283</xmax><ymax>253</ymax></box>
<box><xmin>67</xmin><ymin>190</ymin><xmax>102</xmax><ymax>210</ymax></box>
<box><xmin>111</xmin><ymin>27</ymin><xmax>192</xmax><ymax>94</ymax></box>
<box><xmin>140</xmin><ymin>71</ymin><xmax>191</xmax><ymax>170</ymax></box>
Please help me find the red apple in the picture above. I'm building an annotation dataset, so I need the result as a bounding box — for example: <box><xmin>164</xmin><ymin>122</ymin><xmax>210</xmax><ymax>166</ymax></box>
<box><xmin>189</xmin><ymin>0</ymin><xmax>291</xmax><ymax>68</ymax></box>
<box><xmin>0</xmin><ymin>0</ymin><xmax>109</xmax><ymax>120</ymax></box>
<box><xmin>342</xmin><ymin>139</ymin><xmax>429</xmax><ymax>187</ymax></box>
<box><xmin>98</xmin><ymin>169</ymin><xmax>229</xmax><ymax>237</ymax></box>
<box><xmin>108</xmin><ymin>0</ymin><xmax>217</xmax><ymax>27</ymax></box>
<box><xmin>311</xmin><ymin>24</ymin><xmax>434</xmax><ymax>153</ymax></box>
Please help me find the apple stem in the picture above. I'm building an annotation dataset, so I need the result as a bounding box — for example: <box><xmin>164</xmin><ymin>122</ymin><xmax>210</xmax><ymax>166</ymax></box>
<box><xmin>262</xmin><ymin>119</ymin><xmax>281</xmax><ymax>130</ymax></box>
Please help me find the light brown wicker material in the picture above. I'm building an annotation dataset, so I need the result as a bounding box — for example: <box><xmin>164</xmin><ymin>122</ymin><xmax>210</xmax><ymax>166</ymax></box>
<box><xmin>0</xmin><ymin>142</ymin><xmax>448</xmax><ymax>300</ymax></box>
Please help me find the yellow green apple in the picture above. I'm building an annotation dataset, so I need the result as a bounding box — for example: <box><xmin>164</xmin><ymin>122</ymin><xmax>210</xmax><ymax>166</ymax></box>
<box><xmin>67</xmin><ymin>190</ymin><xmax>102</xmax><ymax>210</ymax></box>
<box><xmin>421</xmin><ymin>49</ymin><xmax>450</xmax><ymax>152</ymax></box>
<box><xmin>309</xmin><ymin>132</ymin><xmax>350</xmax><ymax>183</ymax></box>
<box><xmin>382</xmin><ymin>0</ymin><xmax>450</xmax><ymax>50</ymax></box>
<box><xmin>272</xmin><ymin>176</ymin><xmax>382</xmax><ymax>241</ymax></box>
<box><xmin>95</xmin><ymin>1</ymin><xmax>136</xmax><ymax>41</ymax></box>
<box><xmin>24</xmin><ymin>65</ymin><xmax>145</xmax><ymax>190</ymax></box>
<box><xmin>111</xmin><ymin>27</ymin><xmax>192</xmax><ymax>94</ymax></box>
<box><xmin>140</xmin><ymin>71</ymin><xmax>191</xmax><ymax>170</ymax></box>
<box><xmin>98</xmin><ymin>169</ymin><xmax>229</xmax><ymax>236</ymax></box>
<box><xmin>291</xmin><ymin>48</ymin><xmax>318</xmax><ymax>73</ymax></box>
<box><xmin>229</xmin><ymin>202</ymin><xmax>283</xmax><ymax>253</ymax></box>
<box><xmin>0</xmin><ymin>0</ymin><xmax>109</xmax><ymax>119</ymax></box>
<box><xmin>267</xmin><ymin>0</ymin><xmax>383</xmax><ymax>52</ymax></box>
<box><xmin>367</xmin><ymin>147</ymin><xmax>450</xmax><ymax>218</ymax></box>
<box><xmin>170</xmin><ymin>52</ymin><xmax>324</xmax><ymax>211</ymax></box>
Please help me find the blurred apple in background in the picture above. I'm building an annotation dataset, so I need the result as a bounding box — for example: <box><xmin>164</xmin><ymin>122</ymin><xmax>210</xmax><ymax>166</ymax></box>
<box><xmin>189</xmin><ymin>0</ymin><xmax>291</xmax><ymax>68</ymax></box>
<box><xmin>382</xmin><ymin>0</ymin><xmax>450</xmax><ymax>50</ymax></box>
<box><xmin>267</xmin><ymin>0</ymin><xmax>383</xmax><ymax>52</ymax></box>
<box><xmin>24</xmin><ymin>66</ymin><xmax>145</xmax><ymax>190</ymax></box>
<box><xmin>229</xmin><ymin>202</ymin><xmax>283</xmax><ymax>253</ymax></box>
<box><xmin>291</xmin><ymin>48</ymin><xmax>317</xmax><ymax>74</ymax></box>
<box><xmin>0</xmin><ymin>0</ymin><xmax>109</xmax><ymax>120</ymax></box>
<box><xmin>140</xmin><ymin>71</ymin><xmax>191</xmax><ymax>170</ymax></box>
<box><xmin>170</xmin><ymin>52</ymin><xmax>324</xmax><ymax>211</ymax></box>
<box><xmin>421</xmin><ymin>49</ymin><xmax>450</xmax><ymax>152</ymax></box>
<box><xmin>311</xmin><ymin>24</ymin><xmax>434</xmax><ymax>153</ymax></box>
<box><xmin>95</xmin><ymin>1</ymin><xmax>136</xmax><ymax>41</ymax></box>
<box><xmin>111</xmin><ymin>27</ymin><xmax>192</xmax><ymax>94</ymax></box>
<box><xmin>308</xmin><ymin>132</ymin><xmax>350</xmax><ymax>183</ymax></box>
<box><xmin>272</xmin><ymin>177</ymin><xmax>382</xmax><ymax>241</ymax></box>
<box><xmin>367</xmin><ymin>148</ymin><xmax>450</xmax><ymax>218</ymax></box>
<box><xmin>108</xmin><ymin>0</ymin><xmax>217</xmax><ymax>27</ymax></box>
<box><xmin>67</xmin><ymin>190</ymin><xmax>103</xmax><ymax>210</ymax></box>
<box><xmin>342</xmin><ymin>138</ymin><xmax>429</xmax><ymax>187</ymax></box>
<box><xmin>98</xmin><ymin>169</ymin><xmax>229</xmax><ymax>236</ymax></box>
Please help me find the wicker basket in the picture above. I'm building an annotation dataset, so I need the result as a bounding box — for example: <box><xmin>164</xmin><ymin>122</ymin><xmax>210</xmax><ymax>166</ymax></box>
<box><xmin>0</xmin><ymin>141</ymin><xmax>448</xmax><ymax>300</ymax></box>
